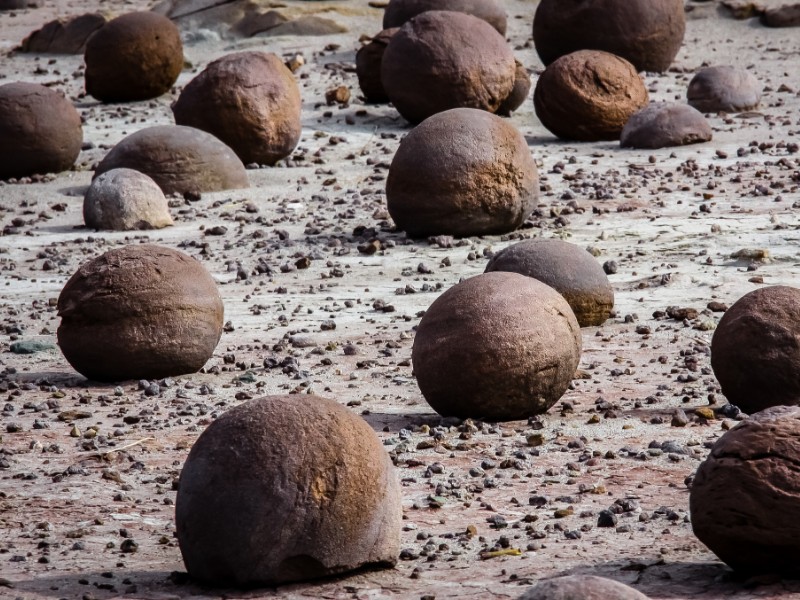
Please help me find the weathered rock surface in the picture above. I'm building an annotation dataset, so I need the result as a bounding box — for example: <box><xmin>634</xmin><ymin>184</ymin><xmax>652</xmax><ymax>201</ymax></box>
<box><xmin>83</xmin><ymin>168</ymin><xmax>173</xmax><ymax>231</ymax></box>
<box><xmin>19</xmin><ymin>13</ymin><xmax>106</xmax><ymax>54</ymax></box>
<box><xmin>620</xmin><ymin>102</ymin><xmax>712</xmax><ymax>149</ymax></box>
<box><xmin>687</xmin><ymin>66</ymin><xmax>762</xmax><ymax>113</ymax></box>
<box><xmin>382</xmin><ymin>0</ymin><xmax>507</xmax><ymax>34</ymax></box>
<box><xmin>519</xmin><ymin>575</ymin><xmax>650</xmax><ymax>599</ymax></box>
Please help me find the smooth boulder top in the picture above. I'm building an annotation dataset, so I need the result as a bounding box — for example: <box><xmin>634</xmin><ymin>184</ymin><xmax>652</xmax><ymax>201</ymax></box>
<box><xmin>621</xmin><ymin>102</ymin><xmax>712</xmax><ymax>149</ymax></box>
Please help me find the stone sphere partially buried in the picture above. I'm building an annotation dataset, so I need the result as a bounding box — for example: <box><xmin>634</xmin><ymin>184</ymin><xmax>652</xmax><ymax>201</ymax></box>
<box><xmin>690</xmin><ymin>406</ymin><xmax>800</xmax><ymax>576</ymax></box>
<box><xmin>386</xmin><ymin>108</ymin><xmax>538</xmax><ymax>238</ymax></box>
<box><xmin>620</xmin><ymin>102</ymin><xmax>712</xmax><ymax>149</ymax></box>
<box><xmin>57</xmin><ymin>245</ymin><xmax>224</xmax><ymax>382</ymax></box>
<box><xmin>381</xmin><ymin>11</ymin><xmax>515</xmax><ymax>124</ymax></box>
<box><xmin>412</xmin><ymin>272</ymin><xmax>582</xmax><ymax>421</ymax></box>
<box><xmin>485</xmin><ymin>239</ymin><xmax>614</xmax><ymax>327</ymax></box>
<box><xmin>711</xmin><ymin>286</ymin><xmax>800</xmax><ymax>414</ymax></box>
<box><xmin>687</xmin><ymin>66</ymin><xmax>762</xmax><ymax>113</ymax></box>
<box><xmin>0</xmin><ymin>82</ymin><xmax>82</xmax><ymax>180</ymax></box>
<box><xmin>382</xmin><ymin>0</ymin><xmax>507</xmax><ymax>35</ymax></box>
<box><xmin>518</xmin><ymin>575</ymin><xmax>650</xmax><ymax>600</ymax></box>
<box><xmin>175</xmin><ymin>395</ymin><xmax>401</xmax><ymax>586</ymax></box>
<box><xmin>534</xmin><ymin>50</ymin><xmax>649</xmax><ymax>141</ymax></box>
<box><xmin>84</xmin><ymin>168</ymin><xmax>173</xmax><ymax>231</ymax></box>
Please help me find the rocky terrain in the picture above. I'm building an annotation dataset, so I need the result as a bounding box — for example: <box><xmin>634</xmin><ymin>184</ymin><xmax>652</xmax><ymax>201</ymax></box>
<box><xmin>1</xmin><ymin>0</ymin><xmax>800</xmax><ymax>598</ymax></box>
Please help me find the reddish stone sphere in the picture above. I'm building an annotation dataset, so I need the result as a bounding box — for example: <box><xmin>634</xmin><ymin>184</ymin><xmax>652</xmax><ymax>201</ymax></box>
<box><xmin>533</xmin><ymin>0</ymin><xmax>685</xmax><ymax>73</ymax></box>
<box><xmin>0</xmin><ymin>82</ymin><xmax>82</xmax><ymax>180</ymax></box>
<box><xmin>84</xmin><ymin>11</ymin><xmax>183</xmax><ymax>102</ymax></box>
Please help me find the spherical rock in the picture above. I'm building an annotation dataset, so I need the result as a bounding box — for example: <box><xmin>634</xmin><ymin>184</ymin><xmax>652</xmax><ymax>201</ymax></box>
<box><xmin>534</xmin><ymin>50</ymin><xmax>649</xmax><ymax>141</ymax></box>
<box><xmin>57</xmin><ymin>245</ymin><xmax>224</xmax><ymax>382</ymax></box>
<box><xmin>687</xmin><ymin>66</ymin><xmax>762</xmax><ymax>113</ymax></box>
<box><xmin>533</xmin><ymin>0</ymin><xmax>685</xmax><ymax>73</ymax></box>
<box><xmin>690</xmin><ymin>405</ymin><xmax>800</xmax><ymax>575</ymax></box>
<box><xmin>0</xmin><ymin>82</ymin><xmax>82</xmax><ymax>180</ymax></box>
<box><xmin>382</xmin><ymin>0</ymin><xmax>507</xmax><ymax>35</ymax></box>
<box><xmin>620</xmin><ymin>102</ymin><xmax>712</xmax><ymax>149</ymax></box>
<box><xmin>176</xmin><ymin>395</ymin><xmax>401</xmax><ymax>585</ymax></box>
<box><xmin>412</xmin><ymin>272</ymin><xmax>582</xmax><ymax>421</ymax></box>
<box><xmin>381</xmin><ymin>11</ymin><xmax>515</xmax><ymax>124</ymax></box>
<box><xmin>94</xmin><ymin>125</ymin><xmax>249</xmax><ymax>196</ymax></box>
<box><xmin>386</xmin><ymin>108</ymin><xmax>538</xmax><ymax>238</ymax></box>
<box><xmin>485</xmin><ymin>239</ymin><xmax>614</xmax><ymax>327</ymax></box>
<box><xmin>355</xmin><ymin>28</ymin><xmax>398</xmax><ymax>104</ymax></box>
<box><xmin>496</xmin><ymin>60</ymin><xmax>531</xmax><ymax>116</ymax></box>
<box><xmin>84</xmin><ymin>168</ymin><xmax>173</xmax><ymax>231</ymax></box>
<box><xmin>518</xmin><ymin>575</ymin><xmax>650</xmax><ymax>600</ymax></box>
<box><xmin>84</xmin><ymin>12</ymin><xmax>183</xmax><ymax>102</ymax></box>
<box><xmin>711</xmin><ymin>286</ymin><xmax>800</xmax><ymax>414</ymax></box>
<box><xmin>172</xmin><ymin>51</ymin><xmax>301</xmax><ymax>166</ymax></box>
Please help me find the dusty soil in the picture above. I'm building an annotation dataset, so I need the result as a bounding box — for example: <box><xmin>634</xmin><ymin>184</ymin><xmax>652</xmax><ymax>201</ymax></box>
<box><xmin>1</xmin><ymin>1</ymin><xmax>800</xmax><ymax>599</ymax></box>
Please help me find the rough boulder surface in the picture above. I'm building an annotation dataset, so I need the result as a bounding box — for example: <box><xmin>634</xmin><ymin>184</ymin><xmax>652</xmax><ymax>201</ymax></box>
<box><xmin>711</xmin><ymin>285</ymin><xmax>800</xmax><ymax>414</ymax></box>
<box><xmin>690</xmin><ymin>405</ymin><xmax>800</xmax><ymax>576</ymax></box>
<box><xmin>485</xmin><ymin>239</ymin><xmax>614</xmax><ymax>327</ymax></box>
<box><xmin>386</xmin><ymin>108</ymin><xmax>538</xmax><ymax>238</ymax></box>
<box><xmin>172</xmin><ymin>51</ymin><xmax>302</xmax><ymax>166</ymax></box>
<box><xmin>687</xmin><ymin>66</ymin><xmax>762</xmax><ymax>113</ymax></box>
<box><xmin>83</xmin><ymin>168</ymin><xmax>173</xmax><ymax>231</ymax></box>
<box><xmin>620</xmin><ymin>102</ymin><xmax>712</xmax><ymax>149</ymax></box>
<box><xmin>412</xmin><ymin>272</ymin><xmax>582</xmax><ymax>421</ymax></box>
<box><xmin>355</xmin><ymin>28</ymin><xmax>398</xmax><ymax>104</ymax></box>
<box><xmin>175</xmin><ymin>394</ymin><xmax>402</xmax><ymax>586</ymax></box>
<box><xmin>57</xmin><ymin>245</ymin><xmax>224</xmax><ymax>382</ymax></box>
<box><xmin>533</xmin><ymin>0</ymin><xmax>685</xmax><ymax>72</ymax></box>
<box><xmin>496</xmin><ymin>59</ymin><xmax>531</xmax><ymax>116</ymax></box>
<box><xmin>382</xmin><ymin>0</ymin><xmax>507</xmax><ymax>34</ymax></box>
<box><xmin>518</xmin><ymin>575</ymin><xmax>651</xmax><ymax>599</ymax></box>
<box><xmin>381</xmin><ymin>11</ymin><xmax>515</xmax><ymax>124</ymax></box>
<box><xmin>20</xmin><ymin>13</ymin><xmax>107</xmax><ymax>54</ymax></box>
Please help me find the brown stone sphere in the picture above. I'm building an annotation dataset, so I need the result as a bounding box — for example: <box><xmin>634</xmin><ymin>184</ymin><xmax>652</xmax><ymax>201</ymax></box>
<box><xmin>687</xmin><ymin>66</ymin><xmax>762</xmax><ymax>113</ymax></box>
<box><xmin>172</xmin><ymin>51</ymin><xmax>301</xmax><ymax>166</ymax></box>
<box><xmin>711</xmin><ymin>286</ymin><xmax>800</xmax><ymax>414</ymax></box>
<box><xmin>57</xmin><ymin>245</ymin><xmax>224</xmax><ymax>382</ymax></box>
<box><xmin>355</xmin><ymin>28</ymin><xmax>398</xmax><ymax>104</ymax></box>
<box><xmin>412</xmin><ymin>272</ymin><xmax>582</xmax><ymax>421</ymax></box>
<box><xmin>381</xmin><ymin>11</ymin><xmax>515</xmax><ymax>124</ymax></box>
<box><xmin>518</xmin><ymin>575</ymin><xmax>650</xmax><ymax>600</ymax></box>
<box><xmin>386</xmin><ymin>108</ymin><xmax>538</xmax><ymax>238</ymax></box>
<box><xmin>0</xmin><ymin>82</ymin><xmax>82</xmax><ymax>180</ymax></box>
<box><xmin>534</xmin><ymin>50</ymin><xmax>649</xmax><ymax>141</ymax></box>
<box><xmin>84</xmin><ymin>12</ymin><xmax>183</xmax><ymax>102</ymax></box>
<box><xmin>690</xmin><ymin>406</ymin><xmax>800</xmax><ymax>576</ymax></box>
<box><xmin>620</xmin><ymin>102</ymin><xmax>712</xmax><ymax>149</ymax></box>
<box><xmin>485</xmin><ymin>239</ymin><xmax>613</xmax><ymax>327</ymax></box>
<box><xmin>496</xmin><ymin>60</ymin><xmax>531</xmax><ymax>116</ymax></box>
<box><xmin>533</xmin><ymin>0</ymin><xmax>685</xmax><ymax>73</ymax></box>
<box><xmin>94</xmin><ymin>125</ymin><xmax>249</xmax><ymax>196</ymax></box>
<box><xmin>175</xmin><ymin>395</ymin><xmax>401</xmax><ymax>586</ymax></box>
<box><xmin>382</xmin><ymin>0</ymin><xmax>507</xmax><ymax>35</ymax></box>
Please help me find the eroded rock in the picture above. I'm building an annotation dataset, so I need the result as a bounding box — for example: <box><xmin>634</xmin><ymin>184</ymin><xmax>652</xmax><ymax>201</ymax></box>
<box><xmin>620</xmin><ymin>102</ymin><xmax>712</xmax><ymax>149</ymax></box>
<box><xmin>519</xmin><ymin>575</ymin><xmax>650</xmax><ymax>599</ymax></box>
<box><xmin>20</xmin><ymin>13</ymin><xmax>106</xmax><ymax>54</ymax></box>
<box><xmin>83</xmin><ymin>168</ymin><xmax>173</xmax><ymax>231</ymax></box>
<box><xmin>382</xmin><ymin>0</ymin><xmax>507</xmax><ymax>35</ymax></box>
<box><xmin>687</xmin><ymin>66</ymin><xmax>762</xmax><ymax>113</ymax></box>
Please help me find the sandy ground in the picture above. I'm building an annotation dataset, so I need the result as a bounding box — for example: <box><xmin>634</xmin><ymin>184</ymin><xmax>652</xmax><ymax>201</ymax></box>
<box><xmin>1</xmin><ymin>0</ymin><xmax>800</xmax><ymax>599</ymax></box>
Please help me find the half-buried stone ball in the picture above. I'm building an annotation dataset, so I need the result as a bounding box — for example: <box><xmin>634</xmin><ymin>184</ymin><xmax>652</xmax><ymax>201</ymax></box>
<box><xmin>534</xmin><ymin>50</ymin><xmax>649</xmax><ymax>141</ymax></box>
<box><xmin>690</xmin><ymin>406</ymin><xmax>800</xmax><ymax>576</ymax></box>
<box><xmin>518</xmin><ymin>575</ymin><xmax>650</xmax><ymax>600</ymax></box>
<box><xmin>687</xmin><ymin>66</ymin><xmax>762</xmax><ymax>113</ymax></box>
<box><xmin>355</xmin><ymin>28</ymin><xmax>398</xmax><ymax>104</ymax></box>
<box><xmin>84</xmin><ymin>12</ymin><xmax>183</xmax><ymax>102</ymax></box>
<box><xmin>533</xmin><ymin>0</ymin><xmax>685</xmax><ymax>73</ymax></box>
<box><xmin>94</xmin><ymin>125</ymin><xmax>249</xmax><ymax>196</ymax></box>
<box><xmin>382</xmin><ymin>0</ymin><xmax>507</xmax><ymax>35</ymax></box>
<box><xmin>496</xmin><ymin>60</ymin><xmax>531</xmax><ymax>117</ymax></box>
<box><xmin>57</xmin><ymin>245</ymin><xmax>224</xmax><ymax>382</ymax></box>
<box><xmin>620</xmin><ymin>102</ymin><xmax>712</xmax><ymax>149</ymax></box>
<box><xmin>84</xmin><ymin>168</ymin><xmax>173</xmax><ymax>231</ymax></box>
<box><xmin>172</xmin><ymin>51</ymin><xmax>301</xmax><ymax>166</ymax></box>
<box><xmin>386</xmin><ymin>108</ymin><xmax>538</xmax><ymax>238</ymax></box>
<box><xmin>711</xmin><ymin>286</ymin><xmax>800</xmax><ymax>414</ymax></box>
<box><xmin>0</xmin><ymin>82</ymin><xmax>82</xmax><ymax>180</ymax></box>
<box><xmin>175</xmin><ymin>395</ymin><xmax>401</xmax><ymax>586</ymax></box>
<box><xmin>412</xmin><ymin>272</ymin><xmax>582</xmax><ymax>421</ymax></box>
<box><xmin>381</xmin><ymin>11</ymin><xmax>515</xmax><ymax>124</ymax></box>
<box><xmin>485</xmin><ymin>239</ymin><xmax>613</xmax><ymax>327</ymax></box>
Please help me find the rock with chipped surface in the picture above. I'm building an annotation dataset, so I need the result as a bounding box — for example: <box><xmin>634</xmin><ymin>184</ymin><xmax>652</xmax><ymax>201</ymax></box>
<box><xmin>83</xmin><ymin>168</ymin><xmax>173</xmax><ymax>231</ymax></box>
<box><xmin>496</xmin><ymin>60</ymin><xmax>531</xmax><ymax>116</ymax></box>
<box><xmin>20</xmin><ymin>13</ymin><xmax>106</xmax><ymax>54</ymax></box>
<box><xmin>382</xmin><ymin>0</ymin><xmax>507</xmax><ymax>34</ymax></box>
<box><xmin>176</xmin><ymin>395</ymin><xmax>401</xmax><ymax>585</ymax></box>
<box><xmin>687</xmin><ymin>66</ymin><xmax>762</xmax><ymax>113</ymax></box>
<box><xmin>761</xmin><ymin>3</ymin><xmax>800</xmax><ymax>26</ymax></box>
<box><xmin>620</xmin><ymin>102</ymin><xmax>712</xmax><ymax>149</ymax></box>
<box><xmin>518</xmin><ymin>575</ymin><xmax>650</xmax><ymax>599</ymax></box>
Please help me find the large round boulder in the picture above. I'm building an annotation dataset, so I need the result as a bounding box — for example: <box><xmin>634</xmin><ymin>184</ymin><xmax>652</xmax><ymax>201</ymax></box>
<box><xmin>382</xmin><ymin>0</ymin><xmax>507</xmax><ymax>35</ymax></box>
<box><xmin>620</xmin><ymin>102</ymin><xmax>712</xmax><ymax>149</ymax></box>
<box><xmin>172</xmin><ymin>51</ymin><xmax>301</xmax><ymax>166</ymax></box>
<box><xmin>412</xmin><ymin>272</ymin><xmax>582</xmax><ymax>421</ymax></box>
<box><xmin>711</xmin><ymin>286</ymin><xmax>800</xmax><ymax>414</ymax></box>
<box><xmin>0</xmin><ymin>82</ymin><xmax>82</xmax><ymax>180</ymax></box>
<box><xmin>84</xmin><ymin>11</ymin><xmax>183</xmax><ymax>102</ymax></box>
<box><xmin>94</xmin><ymin>125</ymin><xmax>249</xmax><ymax>196</ymax></box>
<box><xmin>690</xmin><ymin>406</ymin><xmax>800</xmax><ymax>576</ymax></box>
<box><xmin>534</xmin><ymin>50</ymin><xmax>649</xmax><ymax>141</ymax></box>
<box><xmin>84</xmin><ymin>168</ymin><xmax>173</xmax><ymax>231</ymax></box>
<box><xmin>57</xmin><ymin>245</ymin><xmax>224</xmax><ymax>382</ymax></box>
<box><xmin>687</xmin><ymin>66</ymin><xmax>762</xmax><ymax>113</ymax></box>
<box><xmin>519</xmin><ymin>575</ymin><xmax>650</xmax><ymax>600</ymax></box>
<box><xmin>485</xmin><ymin>239</ymin><xmax>614</xmax><ymax>327</ymax></box>
<box><xmin>381</xmin><ymin>11</ymin><xmax>515</xmax><ymax>124</ymax></box>
<box><xmin>386</xmin><ymin>108</ymin><xmax>538</xmax><ymax>238</ymax></box>
<box><xmin>533</xmin><ymin>0</ymin><xmax>685</xmax><ymax>73</ymax></box>
<box><xmin>176</xmin><ymin>395</ymin><xmax>401</xmax><ymax>585</ymax></box>
<box><xmin>355</xmin><ymin>28</ymin><xmax>398</xmax><ymax>104</ymax></box>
